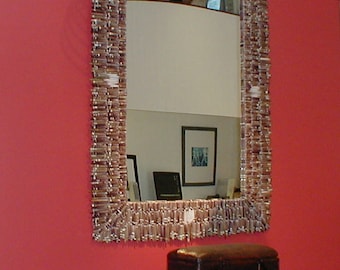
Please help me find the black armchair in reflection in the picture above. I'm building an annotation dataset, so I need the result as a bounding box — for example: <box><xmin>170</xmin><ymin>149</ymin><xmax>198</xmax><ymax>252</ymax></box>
<box><xmin>153</xmin><ymin>172</ymin><xmax>183</xmax><ymax>200</ymax></box>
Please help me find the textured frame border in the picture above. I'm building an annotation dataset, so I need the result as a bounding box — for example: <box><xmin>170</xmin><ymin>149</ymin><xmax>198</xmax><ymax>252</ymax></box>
<box><xmin>90</xmin><ymin>0</ymin><xmax>271</xmax><ymax>242</ymax></box>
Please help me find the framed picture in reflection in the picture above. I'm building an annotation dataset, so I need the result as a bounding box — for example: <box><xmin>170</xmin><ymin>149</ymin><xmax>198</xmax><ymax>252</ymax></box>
<box><xmin>182</xmin><ymin>126</ymin><xmax>217</xmax><ymax>186</ymax></box>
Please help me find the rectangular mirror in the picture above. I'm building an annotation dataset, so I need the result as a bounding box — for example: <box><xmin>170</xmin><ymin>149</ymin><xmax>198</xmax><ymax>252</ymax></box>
<box><xmin>90</xmin><ymin>0</ymin><xmax>272</xmax><ymax>242</ymax></box>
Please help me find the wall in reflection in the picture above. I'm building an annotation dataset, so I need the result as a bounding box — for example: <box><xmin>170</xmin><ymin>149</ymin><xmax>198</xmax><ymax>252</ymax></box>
<box><xmin>126</xmin><ymin>1</ymin><xmax>240</xmax><ymax>118</ymax></box>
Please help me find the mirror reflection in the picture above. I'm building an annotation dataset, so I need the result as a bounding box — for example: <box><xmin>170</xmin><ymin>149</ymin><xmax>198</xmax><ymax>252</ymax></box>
<box><xmin>150</xmin><ymin>0</ymin><xmax>240</xmax><ymax>14</ymax></box>
<box><xmin>126</xmin><ymin>1</ymin><xmax>241</xmax><ymax>201</ymax></box>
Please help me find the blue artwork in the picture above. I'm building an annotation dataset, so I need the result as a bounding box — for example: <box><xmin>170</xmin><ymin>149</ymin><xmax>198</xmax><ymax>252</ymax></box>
<box><xmin>191</xmin><ymin>147</ymin><xmax>208</xmax><ymax>167</ymax></box>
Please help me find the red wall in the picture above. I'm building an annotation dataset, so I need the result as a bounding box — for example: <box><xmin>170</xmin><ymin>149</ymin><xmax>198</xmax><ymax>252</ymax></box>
<box><xmin>1</xmin><ymin>0</ymin><xmax>339</xmax><ymax>269</ymax></box>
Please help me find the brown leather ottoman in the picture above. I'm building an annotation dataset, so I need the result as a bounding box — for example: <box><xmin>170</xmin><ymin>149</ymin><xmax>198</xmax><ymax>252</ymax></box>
<box><xmin>167</xmin><ymin>243</ymin><xmax>279</xmax><ymax>270</ymax></box>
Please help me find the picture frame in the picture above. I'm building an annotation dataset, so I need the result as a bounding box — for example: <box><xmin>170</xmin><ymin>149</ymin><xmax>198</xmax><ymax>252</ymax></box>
<box><xmin>182</xmin><ymin>126</ymin><xmax>217</xmax><ymax>186</ymax></box>
<box><xmin>127</xmin><ymin>154</ymin><xmax>141</xmax><ymax>201</ymax></box>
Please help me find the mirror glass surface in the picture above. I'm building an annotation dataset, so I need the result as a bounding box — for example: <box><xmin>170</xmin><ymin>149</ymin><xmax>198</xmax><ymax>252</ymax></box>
<box><xmin>126</xmin><ymin>1</ymin><xmax>241</xmax><ymax>201</ymax></box>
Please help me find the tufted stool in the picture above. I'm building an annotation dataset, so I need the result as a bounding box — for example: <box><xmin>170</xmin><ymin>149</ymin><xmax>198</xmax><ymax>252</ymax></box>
<box><xmin>167</xmin><ymin>243</ymin><xmax>279</xmax><ymax>270</ymax></box>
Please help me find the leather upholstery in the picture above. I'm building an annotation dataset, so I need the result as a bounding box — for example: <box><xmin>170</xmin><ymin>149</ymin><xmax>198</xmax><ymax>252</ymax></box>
<box><xmin>167</xmin><ymin>243</ymin><xmax>279</xmax><ymax>270</ymax></box>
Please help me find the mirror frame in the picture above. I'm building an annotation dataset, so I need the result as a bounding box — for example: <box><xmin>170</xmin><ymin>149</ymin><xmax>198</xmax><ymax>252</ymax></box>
<box><xmin>90</xmin><ymin>0</ymin><xmax>271</xmax><ymax>242</ymax></box>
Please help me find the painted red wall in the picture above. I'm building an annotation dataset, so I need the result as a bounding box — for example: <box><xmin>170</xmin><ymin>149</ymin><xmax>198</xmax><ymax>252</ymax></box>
<box><xmin>1</xmin><ymin>0</ymin><xmax>339</xmax><ymax>269</ymax></box>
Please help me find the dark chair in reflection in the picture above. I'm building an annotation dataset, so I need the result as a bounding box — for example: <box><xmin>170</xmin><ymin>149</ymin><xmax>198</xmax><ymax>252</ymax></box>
<box><xmin>153</xmin><ymin>171</ymin><xmax>182</xmax><ymax>200</ymax></box>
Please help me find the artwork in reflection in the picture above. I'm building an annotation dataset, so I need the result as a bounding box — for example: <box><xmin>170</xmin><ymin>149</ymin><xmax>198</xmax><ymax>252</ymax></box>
<box><xmin>182</xmin><ymin>126</ymin><xmax>217</xmax><ymax>187</ymax></box>
<box><xmin>192</xmin><ymin>147</ymin><xmax>208</xmax><ymax>167</ymax></box>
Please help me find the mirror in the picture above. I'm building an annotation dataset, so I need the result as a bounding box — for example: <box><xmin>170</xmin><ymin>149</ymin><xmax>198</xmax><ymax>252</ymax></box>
<box><xmin>91</xmin><ymin>0</ymin><xmax>272</xmax><ymax>242</ymax></box>
<box><xmin>125</xmin><ymin>1</ymin><xmax>241</xmax><ymax>201</ymax></box>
